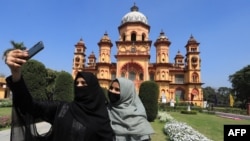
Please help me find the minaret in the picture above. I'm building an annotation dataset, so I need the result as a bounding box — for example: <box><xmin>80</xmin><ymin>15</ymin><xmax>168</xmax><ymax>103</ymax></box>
<box><xmin>98</xmin><ymin>32</ymin><xmax>112</xmax><ymax>64</ymax></box>
<box><xmin>185</xmin><ymin>35</ymin><xmax>203</xmax><ymax>102</ymax></box>
<box><xmin>185</xmin><ymin>35</ymin><xmax>201</xmax><ymax>82</ymax></box>
<box><xmin>154</xmin><ymin>30</ymin><xmax>171</xmax><ymax>64</ymax></box>
<box><xmin>174</xmin><ymin>50</ymin><xmax>184</xmax><ymax>68</ymax></box>
<box><xmin>87</xmin><ymin>51</ymin><xmax>96</xmax><ymax>67</ymax></box>
<box><xmin>72</xmin><ymin>38</ymin><xmax>87</xmax><ymax>79</ymax></box>
<box><xmin>154</xmin><ymin>30</ymin><xmax>171</xmax><ymax>101</ymax></box>
<box><xmin>154</xmin><ymin>30</ymin><xmax>171</xmax><ymax>81</ymax></box>
<box><xmin>97</xmin><ymin>32</ymin><xmax>113</xmax><ymax>80</ymax></box>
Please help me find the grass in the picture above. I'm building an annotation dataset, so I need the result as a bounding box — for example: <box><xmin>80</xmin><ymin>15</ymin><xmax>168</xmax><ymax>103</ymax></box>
<box><xmin>0</xmin><ymin>107</ymin><xmax>11</xmax><ymax>116</ymax></box>
<box><xmin>1</xmin><ymin>107</ymin><xmax>250</xmax><ymax>141</ymax></box>
<box><xmin>168</xmin><ymin>111</ymin><xmax>250</xmax><ymax>141</ymax></box>
<box><xmin>0</xmin><ymin>107</ymin><xmax>11</xmax><ymax>131</ymax></box>
<box><xmin>150</xmin><ymin>119</ymin><xmax>170</xmax><ymax>141</ymax></box>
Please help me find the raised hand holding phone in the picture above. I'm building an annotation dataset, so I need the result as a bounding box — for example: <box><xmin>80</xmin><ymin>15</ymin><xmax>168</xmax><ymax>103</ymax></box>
<box><xmin>27</xmin><ymin>41</ymin><xmax>44</xmax><ymax>59</ymax></box>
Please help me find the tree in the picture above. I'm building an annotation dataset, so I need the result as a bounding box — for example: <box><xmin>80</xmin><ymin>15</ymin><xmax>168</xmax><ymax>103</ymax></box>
<box><xmin>53</xmin><ymin>71</ymin><xmax>74</xmax><ymax>102</ymax></box>
<box><xmin>138</xmin><ymin>81</ymin><xmax>159</xmax><ymax>122</ymax></box>
<box><xmin>21</xmin><ymin>59</ymin><xmax>47</xmax><ymax>99</ymax></box>
<box><xmin>45</xmin><ymin>68</ymin><xmax>60</xmax><ymax>100</ymax></box>
<box><xmin>2</xmin><ymin>40</ymin><xmax>26</xmax><ymax>60</ymax></box>
<box><xmin>229</xmin><ymin>65</ymin><xmax>250</xmax><ymax>108</ymax></box>
<box><xmin>216</xmin><ymin>87</ymin><xmax>232</xmax><ymax>106</ymax></box>
<box><xmin>202</xmin><ymin>86</ymin><xmax>216</xmax><ymax>103</ymax></box>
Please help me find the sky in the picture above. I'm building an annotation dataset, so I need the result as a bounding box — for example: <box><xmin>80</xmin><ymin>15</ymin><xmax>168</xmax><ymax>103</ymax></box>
<box><xmin>0</xmin><ymin>0</ymin><xmax>250</xmax><ymax>88</ymax></box>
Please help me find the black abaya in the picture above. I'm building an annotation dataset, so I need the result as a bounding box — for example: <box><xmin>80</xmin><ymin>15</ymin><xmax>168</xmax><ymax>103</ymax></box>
<box><xmin>6</xmin><ymin>72</ymin><xmax>114</xmax><ymax>141</ymax></box>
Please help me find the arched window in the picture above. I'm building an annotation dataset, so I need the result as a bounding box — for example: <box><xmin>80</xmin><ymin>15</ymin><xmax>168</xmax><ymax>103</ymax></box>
<box><xmin>142</xmin><ymin>34</ymin><xmax>145</xmax><ymax>41</ymax></box>
<box><xmin>121</xmin><ymin>72</ymin><xmax>125</xmax><ymax>77</ymax></box>
<box><xmin>75</xmin><ymin>57</ymin><xmax>80</xmax><ymax>62</ymax></box>
<box><xmin>192</xmin><ymin>73</ymin><xmax>199</xmax><ymax>82</ymax></box>
<box><xmin>139</xmin><ymin>73</ymin><xmax>143</xmax><ymax>80</ymax></box>
<box><xmin>175</xmin><ymin>74</ymin><xmax>184</xmax><ymax>84</ymax></box>
<box><xmin>150</xmin><ymin>73</ymin><xmax>154</xmax><ymax>81</ymax></box>
<box><xmin>122</xmin><ymin>33</ymin><xmax>126</xmax><ymax>41</ymax></box>
<box><xmin>131</xmin><ymin>33</ymin><xmax>136</xmax><ymax>41</ymax></box>
<box><xmin>129</xmin><ymin>71</ymin><xmax>136</xmax><ymax>80</ymax></box>
<box><xmin>111</xmin><ymin>72</ymin><xmax>116</xmax><ymax>80</ymax></box>
<box><xmin>175</xmin><ymin>90</ymin><xmax>184</xmax><ymax>101</ymax></box>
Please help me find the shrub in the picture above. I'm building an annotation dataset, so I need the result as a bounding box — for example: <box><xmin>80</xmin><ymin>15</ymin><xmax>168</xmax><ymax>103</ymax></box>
<box><xmin>53</xmin><ymin>71</ymin><xmax>74</xmax><ymax>102</ymax></box>
<box><xmin>0</xmin><ymin>115</ymin><xmax>11</xmax><ymax>129</ymax></box>
<box><xmin>139</xmin><ymin>81</ymin><xmax>159</xmax><ymax>122</ymax></box>
<box><xmin>0</xmin><ymin>99</ymin><xmax>12</xmax><ymax>107</ymax></box>
<box><xmin>180</xmin><ymin>110</ymin><xmax>197</xmax><ymax>115</ymax></box>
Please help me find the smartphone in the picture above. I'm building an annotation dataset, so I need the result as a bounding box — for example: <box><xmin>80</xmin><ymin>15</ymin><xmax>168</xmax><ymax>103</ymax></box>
<box><xmin>27</xmin><ymin>41</ymin><xmax>44</xmax><ymax>59</ymax></box>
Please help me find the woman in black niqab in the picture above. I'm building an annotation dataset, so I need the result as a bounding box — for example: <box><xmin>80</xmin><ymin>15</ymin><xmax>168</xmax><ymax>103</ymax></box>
<box><xmin>7</xmin><ymin>71</ymin><xmax>113</xmax><ymax>141</ymax></box>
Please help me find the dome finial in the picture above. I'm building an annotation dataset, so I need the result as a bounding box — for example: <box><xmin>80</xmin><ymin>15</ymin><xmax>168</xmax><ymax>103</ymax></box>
<box><xmin>131</xmin><ymin>3</ymin><xmax>139</xmax><ymax>11</ymax></box>
<box><xmin>104</xmin><ymin>31</ymin><xmax>108</xmax><ymax>36</ymax></box>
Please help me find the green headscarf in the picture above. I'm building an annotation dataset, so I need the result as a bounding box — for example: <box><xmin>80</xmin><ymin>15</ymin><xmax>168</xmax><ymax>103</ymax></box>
<box><xmin>108</xmin><ymin>77</ymin><xmax>154</xmax><ymax>136</ymax></box>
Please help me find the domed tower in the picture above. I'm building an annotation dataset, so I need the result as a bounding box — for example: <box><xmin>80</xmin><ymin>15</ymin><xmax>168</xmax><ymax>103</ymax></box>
<box><xmin>72</xmin><ymin>38</ymin><xmax>87</xmax><ymax>79</ymax></box>
<box><xmin>87</xmin><ymin>51</ymin><xmax>96</xmax><ymax>67</ymax></box>
<box><xmin>115</xmin><ymin>4</ymin><xmax>152</xmax><ymax>91</ymax></box>
<box><xmin>174</xmin><ymin>50</ymin><xmax>185</xmax><ymax>68</ymax></box>
<box><xmin>154</xmin><ymin>30</ymin><xmax>172</xmax><ymax>81</ymax></box>
<box><xmin>153</xmin><ymin>30</ymin><xmax>172</xmax><ymax>101</ymax></box>
<box><xmin>185</xmin><ymin>35</ymin><xmax>203</xmax><ymax>102</ymax></box>
<box><xmin>97</xmin><ymin>32</ymin><xmax>113</xmax><ymax>88</ymax></box>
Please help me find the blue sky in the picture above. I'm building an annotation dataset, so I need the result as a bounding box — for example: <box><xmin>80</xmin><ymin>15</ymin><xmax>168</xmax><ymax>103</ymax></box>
<box><xmin>0</xmin><ymin>0</ymin><xmax>250</xmax><ymax>88</ymax></box>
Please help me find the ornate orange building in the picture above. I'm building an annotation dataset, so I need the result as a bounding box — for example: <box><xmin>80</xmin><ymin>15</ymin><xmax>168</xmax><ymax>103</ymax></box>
<box><xmin>0</xmin><ymin>77</ymin><xmax>9</xmax><ymax>99</ymax></box>
<box><xmin>71</xmin><ymin>4</ymin><xmax>204</xmax><ymax>106</ymax></box>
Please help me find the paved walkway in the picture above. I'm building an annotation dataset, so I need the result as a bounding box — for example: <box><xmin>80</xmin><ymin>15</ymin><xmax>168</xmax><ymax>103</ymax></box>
<box><xmin>215</xmin><ymin>111</ymin><xmax>250</xmax><ymax>120</ymax></box>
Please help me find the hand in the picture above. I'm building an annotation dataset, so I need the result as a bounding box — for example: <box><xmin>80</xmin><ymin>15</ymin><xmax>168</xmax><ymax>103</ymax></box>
<box><xmin>5</xmin><ymin>49</ymin><xmax>28</xmax><ymax>81</ymax></box>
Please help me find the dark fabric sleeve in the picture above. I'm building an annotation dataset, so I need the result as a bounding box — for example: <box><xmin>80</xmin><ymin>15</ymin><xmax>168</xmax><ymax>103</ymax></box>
<box><xmin>6</xmin><ymin>75</ymin><xmax>62</xmax><ymax>141</ymax></box>
<box><xmin>6</xmin><ymin>75</ymin><xmax>60</xmax><ymax>123</ymax></box>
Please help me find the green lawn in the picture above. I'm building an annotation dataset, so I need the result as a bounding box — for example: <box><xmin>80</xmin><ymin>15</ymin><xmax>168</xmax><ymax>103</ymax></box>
<box><xmin>150</xmin><ymin>119</ymin><xmax>169</xmax><ymax>141</ymax></box>
<box><xmin>0</xmin><ymin>107</ymin><xmax>11</xmax><ymax>116</ymax></box>
<box><xmin>1</xmin><ymin>107</ymin><xmax>250</xmax><ymax>141</ymax></box>
<box><xmin>168</xmin><ymin>111</ymin><xmax>250</xmax><ymax>141</ymax></box>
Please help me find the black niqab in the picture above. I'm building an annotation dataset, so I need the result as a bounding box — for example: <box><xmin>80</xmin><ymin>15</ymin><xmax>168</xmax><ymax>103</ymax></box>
<box><xmin>70</xmin><ymin>72</ymin><xmax>113</xmax><ymax>140</ymax></box>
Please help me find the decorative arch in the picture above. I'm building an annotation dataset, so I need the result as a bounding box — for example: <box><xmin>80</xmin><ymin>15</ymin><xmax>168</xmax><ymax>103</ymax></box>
<box><xmin>131</xmin><ymin>31</ymin><xmax>137</xmax><ymax>41</ymax></box>
<box><xmin>175</xmin><ymin>87</ymin><xmax>185</xmax><ymax>101</ymax></box>
<box><xmin>161</xmin><ymin>53</ymin><xmax>166</xmax><ymax>62</ymax></box>
<box><xmin>149</xmin><ymin>71</ymin><xmax>155</xmax><ymax>81</ymax></box>
<box><xmin>161</xmin><ymin>71</ymin><xmax>166</xmax><ymax>79</ymax></box>
<box><xmin>122</xmin><ymin>33</ymin><xmax>126</xmax><ymax>41</ymax></box>
<box><xmin>142</xmin><ymin>33</ymin><xmax>146</xmax><ymax>41</ymax></box>
<box><xmin>101</xmin><ymin>53</ymin><xmax>105</xmax><ymax>62</ymax></box>
<box><xmin>192</xmin><ymin>72</ymin><xmax>199</xmax><ymax>83</ymax></box>
<box><xmin>100</xmin><ymin>70</ymin><xmax>104</xmax><ymax>78</ymax></box>
<box><xmin>111</xmin><ymin>71</ymin><xmax>116</xmax><ymax>80</ymax></box>
<box><xmin>75</xmin><ymin>56</ymin><xmax>80</xmax><ymax>62</ymax></box>
<box><xmin>191</xmin><ymin>88</ymin><xmax>199</xmax><ymax>101</ymax></box>
<box><xmin>120</xmin><ymin>62</ymin><xmax>144</xmax><ymax>80</ymax></box>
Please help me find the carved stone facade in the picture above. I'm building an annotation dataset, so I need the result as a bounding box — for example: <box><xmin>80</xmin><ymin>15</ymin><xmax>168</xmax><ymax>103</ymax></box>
<box><xmin>0</xmin><ymin>77</ymin><xmax>9</xmax><ymax>99</ymax></box>
<box><xmin>72</xmin><ymin>4</ymin><xmax>204</xmax><ymax>106</ymax></box>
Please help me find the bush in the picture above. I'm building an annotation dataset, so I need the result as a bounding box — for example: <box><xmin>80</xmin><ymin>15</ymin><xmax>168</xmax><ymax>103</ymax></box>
<box><xmin>53</xmin><ymin>71</ymin><xmax>74</xmax><ymax>102</ymax></box>
<box><xmin>0</xmin><ymin>99</ymin><xmax>12</xmax><ymax>107</ymax></box>
<box><xmin>0</xmin><ymin>115</ymin><xmax>11</xmax><ymax>129</ymax></box>
<box><xmin>139</xmin><ymin>81</ymin><xmax>159</xmax><ymax>122</ymax></box>
<box><xmin>180</xmin><ymin>110</ymin><xmax>197</xmax><ymax>115</ymax></box>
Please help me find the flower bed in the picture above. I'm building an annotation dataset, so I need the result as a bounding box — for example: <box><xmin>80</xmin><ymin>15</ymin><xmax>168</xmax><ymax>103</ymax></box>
<box><xmin>0</xmin><ymin>115</ymin><xmax>11</xmax><ymax>129</ymax></box>
<box><xmin>158</xmin><ymin>111</ymin><xmax>213</xmax><ymax>141</ymax></box>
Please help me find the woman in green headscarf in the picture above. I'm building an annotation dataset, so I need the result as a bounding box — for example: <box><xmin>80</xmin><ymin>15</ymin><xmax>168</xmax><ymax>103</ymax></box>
<box><xmin>107</xmin><ymin>77</ymin><xmax>154</xmax><ymax>141</ymax></box>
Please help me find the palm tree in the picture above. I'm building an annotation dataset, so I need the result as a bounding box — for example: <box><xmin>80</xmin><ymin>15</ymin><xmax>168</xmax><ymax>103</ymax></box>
<box><xmin>2</xmin><ymin>40</ymin><xmax>26</xmax><ymax>60</ymax></box>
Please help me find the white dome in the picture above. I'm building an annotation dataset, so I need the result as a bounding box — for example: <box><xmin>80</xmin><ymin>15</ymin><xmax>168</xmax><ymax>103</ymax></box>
<box><xmin>121</xmin><ymin>5</ymin><xmax>148</xmax><ymax>25</ymax></box>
